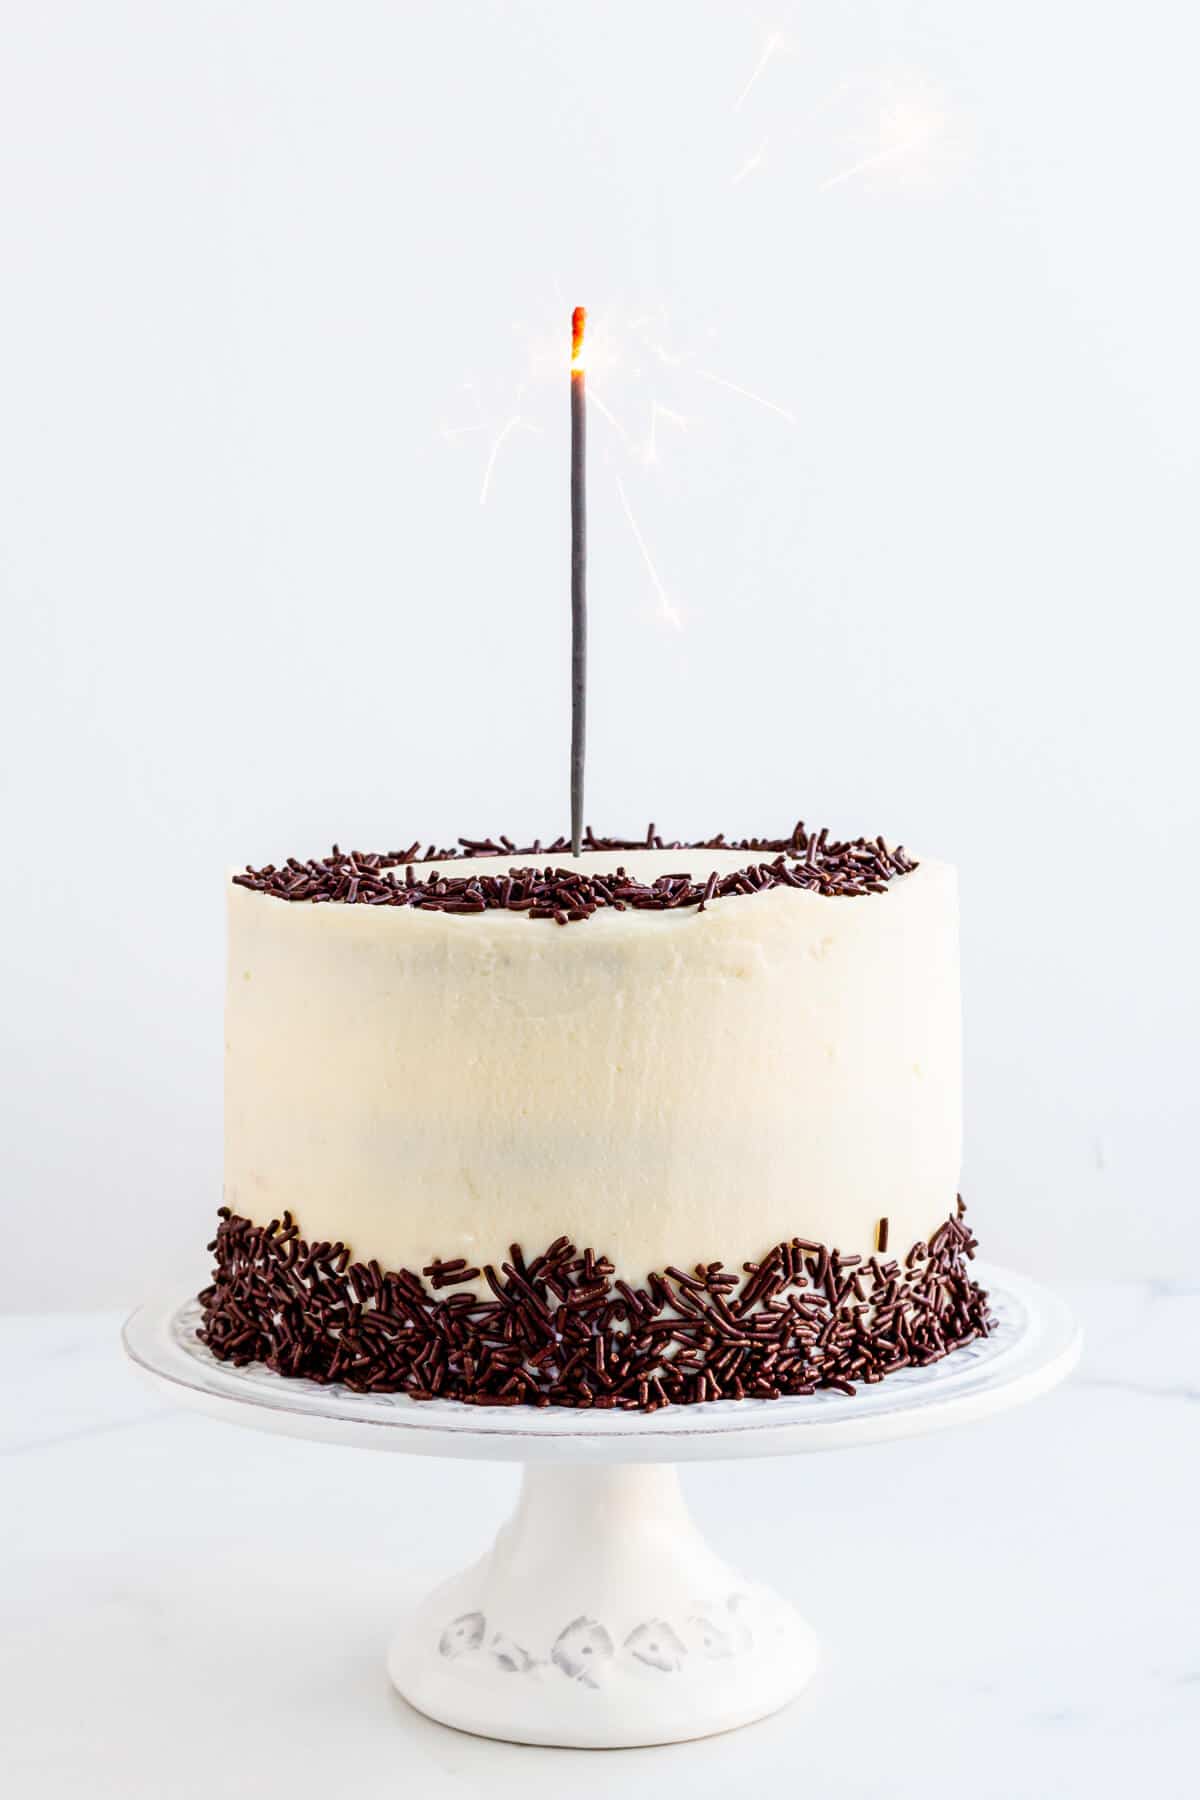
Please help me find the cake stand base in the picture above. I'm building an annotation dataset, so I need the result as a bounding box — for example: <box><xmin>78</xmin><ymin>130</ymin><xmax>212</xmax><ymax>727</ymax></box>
<box><xmin>387</xmin><ymin>1461</ymin><xmax>817</xmax><ymax>1747</ymax></box>
<box><xmin>124</xmin><ymin>1265</ymin><xmax>1081</xmax><ymax>1750</ymax></box>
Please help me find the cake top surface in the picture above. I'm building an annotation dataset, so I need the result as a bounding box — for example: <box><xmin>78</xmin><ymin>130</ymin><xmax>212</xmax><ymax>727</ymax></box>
<box><xmin>232</xmin><ymin>826</ymin><xmax>920</xmax><ymax>923</ymax></box>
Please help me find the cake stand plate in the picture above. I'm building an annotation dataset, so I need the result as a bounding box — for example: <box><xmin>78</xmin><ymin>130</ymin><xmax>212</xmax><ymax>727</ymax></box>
<box><xmin>124</xmin><ymin>1265</ymin><xmax>1079</xmax><ymax>1749</ymax></box>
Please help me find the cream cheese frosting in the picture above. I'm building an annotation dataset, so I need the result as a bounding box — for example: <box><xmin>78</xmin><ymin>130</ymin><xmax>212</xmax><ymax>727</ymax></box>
<box><xmin>224</xmin><ymin>847</ymin><xmax>961</xmax><ymax>1280</ymax></box>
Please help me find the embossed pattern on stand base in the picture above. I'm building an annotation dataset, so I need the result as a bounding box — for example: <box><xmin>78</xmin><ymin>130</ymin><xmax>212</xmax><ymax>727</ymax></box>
<box><xmin>390</xmin><ymin>1460</ymin><xmax>820</xmax><ymax>1748</ymax></box>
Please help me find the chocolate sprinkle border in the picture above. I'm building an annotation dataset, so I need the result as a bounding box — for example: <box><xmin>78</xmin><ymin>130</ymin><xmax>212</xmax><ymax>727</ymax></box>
<box><xmin>231</xmin><ymin>823</ymin><xmax>918</xmax><ymax>924</ymax></box>
<box><xmin>198</xmin><ymin>1200</ymin><xmax>991</xmax><ymax>1410</ymax></box>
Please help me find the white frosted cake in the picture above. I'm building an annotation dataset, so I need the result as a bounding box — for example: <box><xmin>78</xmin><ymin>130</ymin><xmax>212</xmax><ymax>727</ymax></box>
<box><xmin>202</xmin><ymin>827</ymin><xmax>990</xmax><ymax>1407</ymax></box>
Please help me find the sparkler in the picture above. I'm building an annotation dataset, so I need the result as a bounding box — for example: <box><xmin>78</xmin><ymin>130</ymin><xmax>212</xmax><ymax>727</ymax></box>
<box><xmin>570</xmin><ymin>307</ymin><xmax>587</xmax><ymax>856</ymax></box>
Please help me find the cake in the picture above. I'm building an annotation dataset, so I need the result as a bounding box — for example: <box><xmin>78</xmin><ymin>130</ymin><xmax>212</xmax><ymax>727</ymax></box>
<box><xmin>200</xmin><ymin>825</ymin><xmax>991</xmax><ymax>1408</ymax></box>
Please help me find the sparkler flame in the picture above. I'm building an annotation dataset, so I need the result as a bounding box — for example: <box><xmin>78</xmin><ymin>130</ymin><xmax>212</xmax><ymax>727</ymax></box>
<box><xmin>571</xmin><ymin>305</ymin><xmax>587</xmax><ymax>370</ymax></box>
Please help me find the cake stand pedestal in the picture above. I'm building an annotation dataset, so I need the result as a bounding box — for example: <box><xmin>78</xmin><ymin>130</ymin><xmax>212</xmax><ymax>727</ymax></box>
<box><xmin>123</xmin><ymin>1264</ymin><xmax>1079</xmax><ymax>1749</ymax></box>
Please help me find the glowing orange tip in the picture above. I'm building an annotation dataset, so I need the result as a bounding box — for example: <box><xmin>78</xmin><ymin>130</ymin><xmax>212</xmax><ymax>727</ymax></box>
<box><xmin>571</xmin><ymin>305</ymin><xmax>587</xmax><ymax>367</ymax></box>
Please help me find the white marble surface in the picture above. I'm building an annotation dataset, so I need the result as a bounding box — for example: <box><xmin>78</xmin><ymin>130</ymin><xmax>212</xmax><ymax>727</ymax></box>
<box><xmin>2</xmin><ymin>1280</ymin><xmax>1197</xmax><ymax>1797</ymax></box>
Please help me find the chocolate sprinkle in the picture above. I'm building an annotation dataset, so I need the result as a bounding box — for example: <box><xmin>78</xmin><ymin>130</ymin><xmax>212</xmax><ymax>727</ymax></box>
<box><xmin>231</xmin><ymin>824</ymin><xmax>918</xmax><ymax>925</ymax></box>
<box><xmin>198</xmin><ymin>1203</ymin><xmax>991</xmax><ymax>1410</ymax></box>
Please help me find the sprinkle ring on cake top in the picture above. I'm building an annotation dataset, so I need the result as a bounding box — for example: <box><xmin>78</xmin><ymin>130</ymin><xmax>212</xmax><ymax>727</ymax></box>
<box><xmin>232</xmin><ymin>822</ymin><xmax>918</xmax><ymax>921</ymax></box>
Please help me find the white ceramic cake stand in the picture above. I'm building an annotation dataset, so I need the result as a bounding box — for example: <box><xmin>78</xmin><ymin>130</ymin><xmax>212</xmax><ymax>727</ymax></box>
<box><xmin>123</xmin><ymin>1264</ymin><xmax>1079</xmax><ymax>1749</ymax></box>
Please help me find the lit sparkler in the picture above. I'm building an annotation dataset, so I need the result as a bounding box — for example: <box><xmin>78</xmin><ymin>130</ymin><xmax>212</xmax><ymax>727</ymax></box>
<box><xmin>441</xmin><ymin>300</ymin><xmax>794</xmax><ymax>636</ymax></box>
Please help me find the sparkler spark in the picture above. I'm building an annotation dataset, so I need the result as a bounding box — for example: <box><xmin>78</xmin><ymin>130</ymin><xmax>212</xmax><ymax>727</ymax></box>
<box><xmin>734</xmin><ymin>31</ymin><xmax>785</xmax><ymax>112</ymax></box>
<box><xmin>642</xmin><ymin>399</ymin><xmax>687</xmax><ymax>467</ymax></box>
<box><xmin>730</xmin><ymin>140</ymin><xmax>768</xmax><ymax>187</ymax></box>
<box><xmin>695</xmin><ymin>369</ymin><xmax>795</xmax><ymax>425</ymax></box>
<box><xmin>616</xmin><ymin>475</ymin><xmax>682</xmax><ymax>631</ymax></box>
<box><xmin>440</xmin><ymin>380</ymin><xmax>490</xmax><ymax>442</ymax></box>
<box><xmin>641</xmin><ymin>337</ymin><xmax>687</xmax><ymax>369</ymax></box>
<box><xmin>479</xmin><ymin>407</ymin><xmax>539</xmax><ymax>505</ymax></box>
<box><xmin>586</xmin><ymin>386</ymin><xmax>632</xmax><ymax>446</ymax></box>
<box><xmin>819</xmin><ymin>95</ymin><xmax>944</xmax><ymax>192</ymax></box>
<box><xmin>819</xmin><ymin>130</ymin><xmax>934</xmax><ymax>191</ymax></box>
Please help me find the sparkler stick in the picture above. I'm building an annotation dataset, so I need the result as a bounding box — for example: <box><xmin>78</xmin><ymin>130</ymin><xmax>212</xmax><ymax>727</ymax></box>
<box><xmin>570</xmin><ymin>306</ymin><xmax>587</xmax><ymax>856</ymax></box>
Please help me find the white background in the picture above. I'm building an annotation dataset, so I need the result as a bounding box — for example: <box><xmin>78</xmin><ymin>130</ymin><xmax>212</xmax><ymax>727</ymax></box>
<box><xmin>1</xmin><ymin>1</ymin><xmax>1196</xmax><ymax>1310</ymax></box>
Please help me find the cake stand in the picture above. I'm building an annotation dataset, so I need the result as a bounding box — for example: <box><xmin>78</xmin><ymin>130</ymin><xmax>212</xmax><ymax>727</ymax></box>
<box><xmin>123</xmin><ymin>1264</ymin><xmax>1079</xmax><ymax>1749</ymax></box>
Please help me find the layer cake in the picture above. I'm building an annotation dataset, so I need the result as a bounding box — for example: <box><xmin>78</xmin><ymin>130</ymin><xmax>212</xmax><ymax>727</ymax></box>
<box><xmin>200</xmin><ymin>827</ymin><xmax>990</xmax><ymax>1407</ymax></box>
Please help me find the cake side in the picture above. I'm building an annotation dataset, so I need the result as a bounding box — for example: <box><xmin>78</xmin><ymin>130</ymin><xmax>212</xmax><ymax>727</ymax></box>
<box><xmin>224</xmin><ymin>848</ymin><xmax>962</xmax><ymax>1281</ymax></box>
